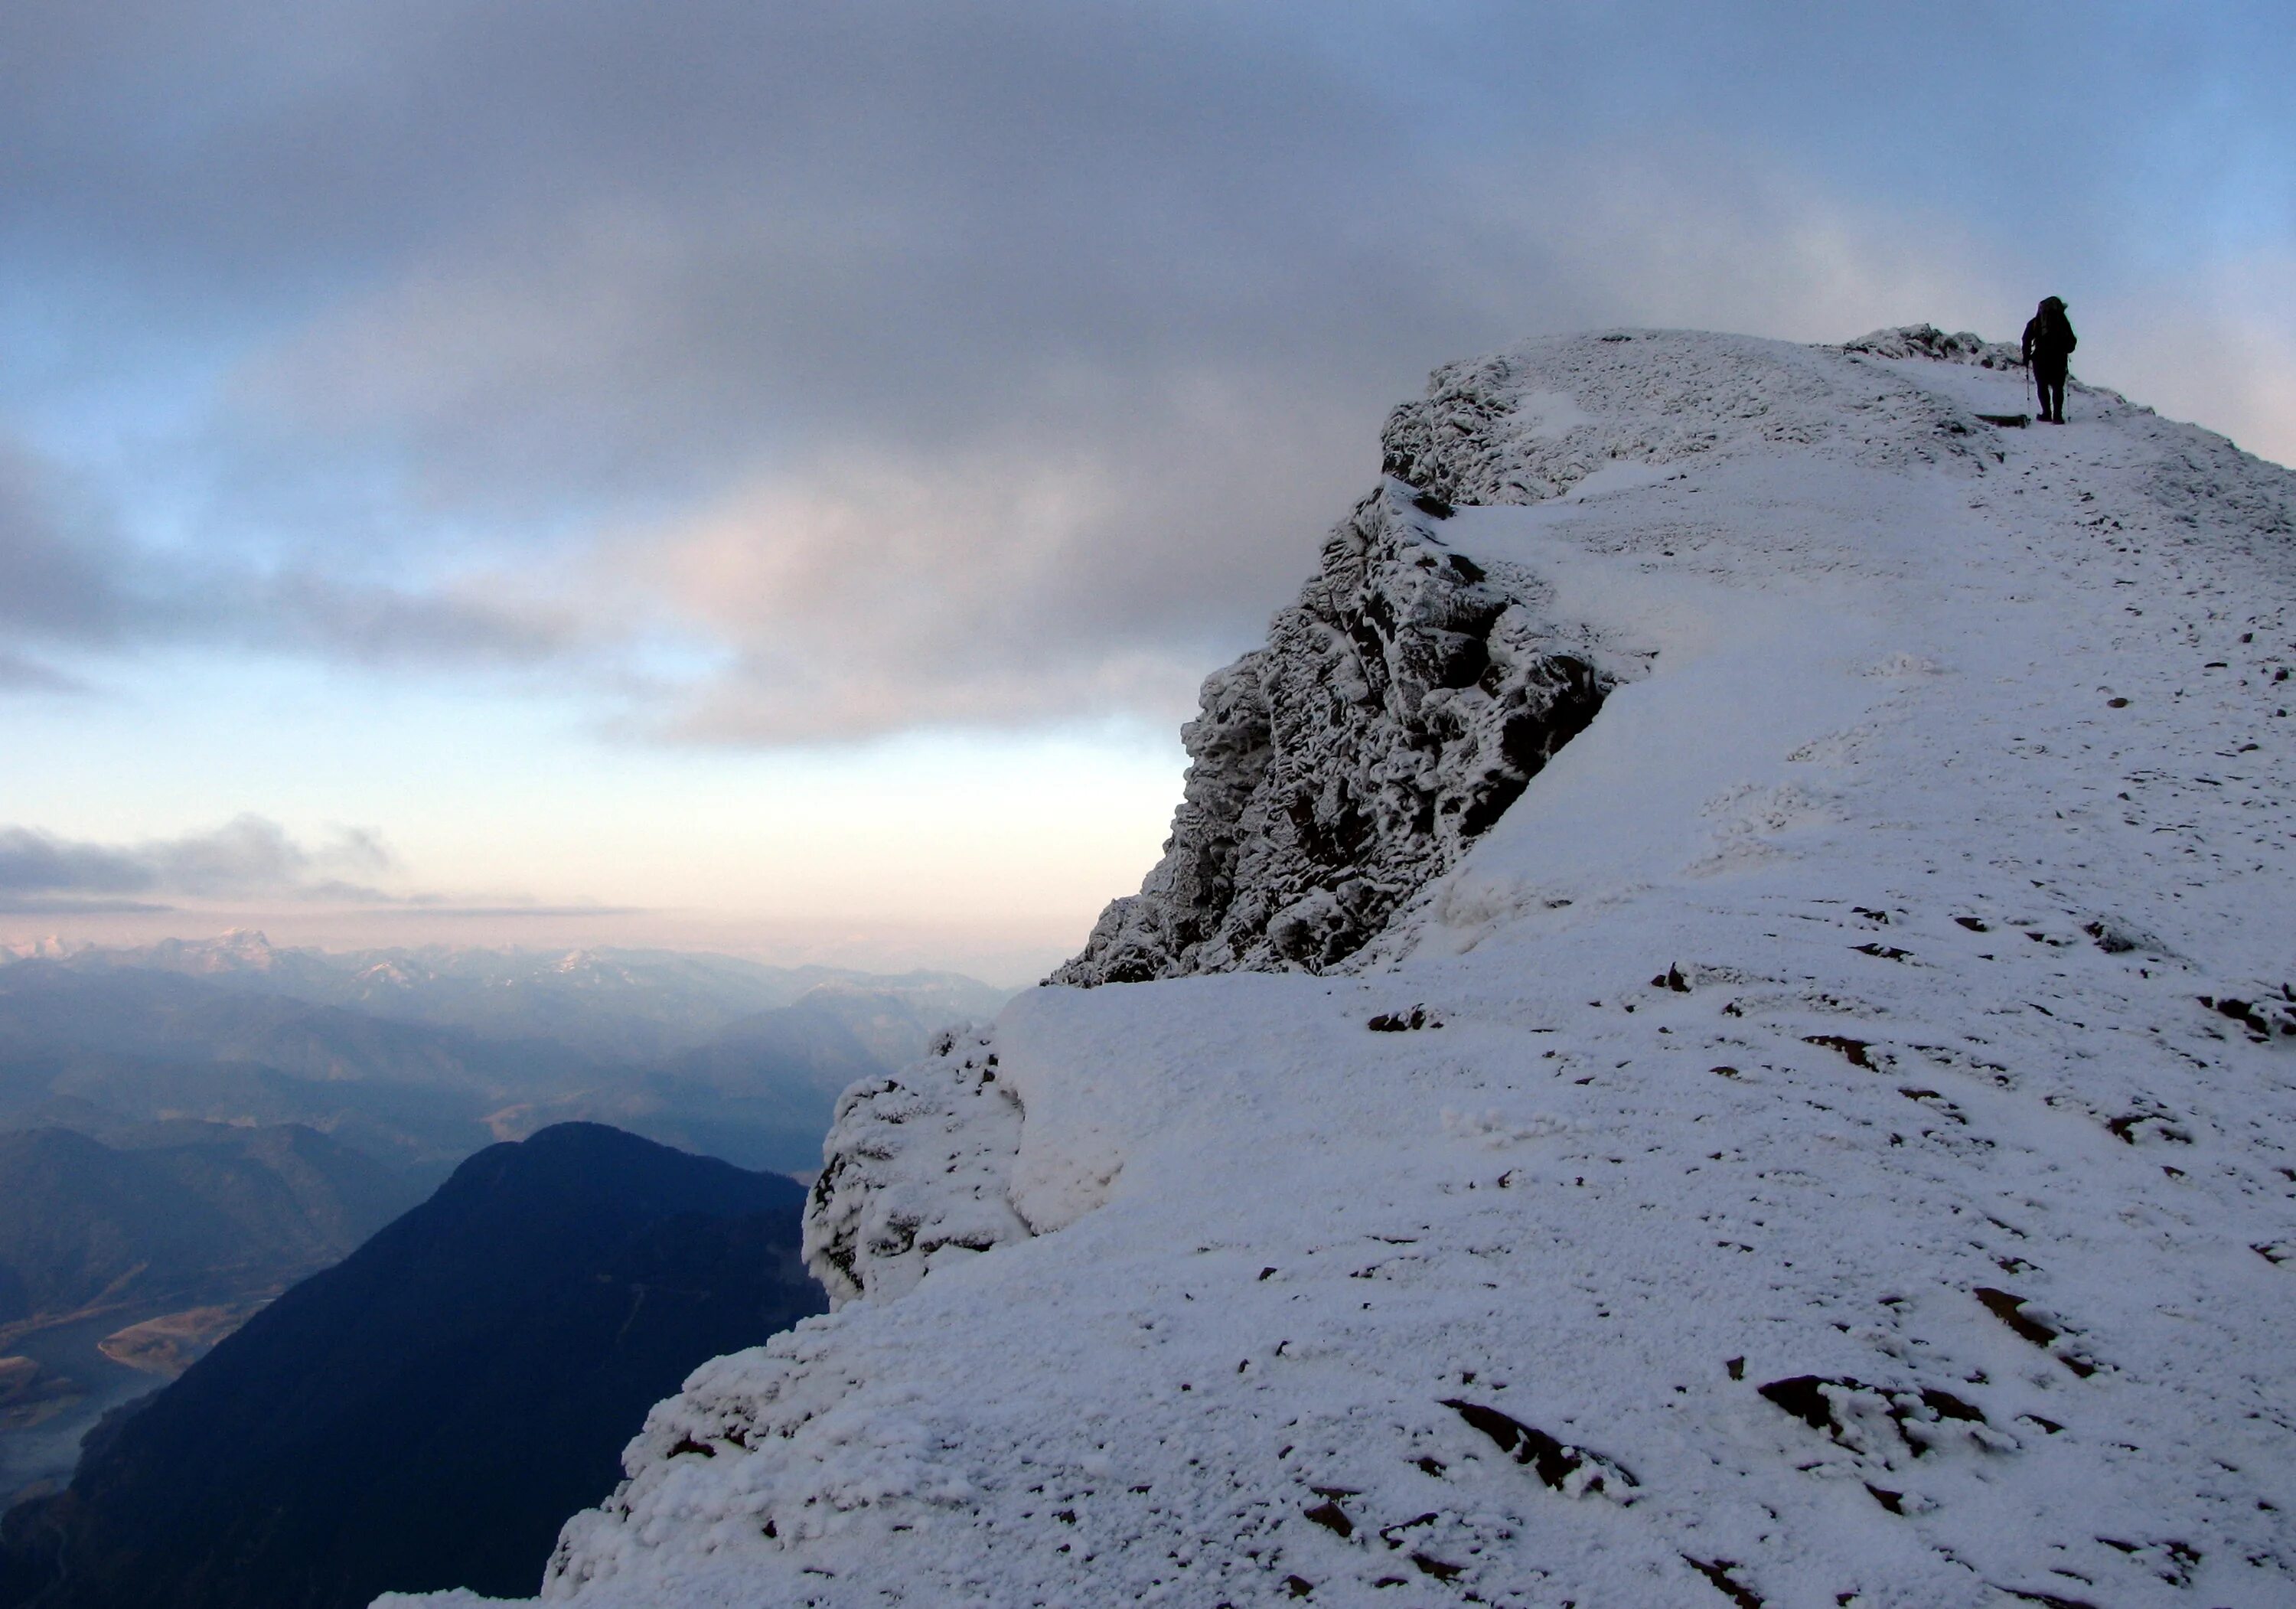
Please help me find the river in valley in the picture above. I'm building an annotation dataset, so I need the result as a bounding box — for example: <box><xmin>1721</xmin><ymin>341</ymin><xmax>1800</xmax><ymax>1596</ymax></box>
<box><xmin>0</xmin><ymin>1305</ymin><xmax>174</xmax><ymax>1506</ymax></box>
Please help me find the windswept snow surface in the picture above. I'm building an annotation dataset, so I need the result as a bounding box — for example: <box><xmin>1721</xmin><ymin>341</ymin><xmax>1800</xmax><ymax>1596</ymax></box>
<box><xmin>432</xmin><ymin>331</ymin><xmax>2296</xmax><ymax>1608</ymax></box>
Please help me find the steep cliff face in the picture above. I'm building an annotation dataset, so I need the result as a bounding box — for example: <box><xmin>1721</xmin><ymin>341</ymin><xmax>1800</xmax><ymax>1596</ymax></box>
<box><xmin>429</xmin><ymin>330</ymin><xmax>2296</xmax><ymax>1609</ymax></box>
<box><xmin>1052</xmin><ymin>486</ymin><xmax>1606</xmax><ymax>986</ymax></box>
<box><xmin>1058</xmin><ymin>322</ymin><xmax>2022</xmax><ymax>989</ymax></box>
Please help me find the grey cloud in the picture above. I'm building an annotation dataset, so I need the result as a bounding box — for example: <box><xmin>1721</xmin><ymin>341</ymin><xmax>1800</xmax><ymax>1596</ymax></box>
<box><xmin>0</xmin><ymin>830</ymin><xmax>158</xmax><ymax>897</ymax></box>
<box><xmin>0</xmin><ymin>896</ymin><xmax>174</xmax><ymax>915</ymax></box>
<box><xmin>259</xmin><ymin>572</ymin><xmax>585</xmax><ymax>667</ymax></box>
<box><xmin>0</xmin><ymin>442</ymin><xmax>153</xmax><ymax>644</ymax></box>
<box><xmin>4</xmin><ymin>2</ymin><xmax>2291</xmax><ymax>739</ymax></box>
<box><xmin>0</xmin><ymin>815</ymin><xmax>396</xmax><ymax>902</ymax></box>
<box><xmin>0</xmin><ymin>648</ymin><xmax>86</xmax><ymax>694</ymax></box>
<box><xmin>0</xmin><ymin>426</ymin><xmax>593</xmax><ymax>677</ymax></box>
<box><xmin>222</xmin><ymin>5</ymin><xmax>1469</xmax><ymax>517</ymax></box>
<box><xmin>0</xmin><ymin>818</ymin><xmax>636</xmax><ymax>918</ymax></box>
<box><xmin>373</xmin><ymin>904</ymin><xmax>649</xmax><ymax>919</ymax></box>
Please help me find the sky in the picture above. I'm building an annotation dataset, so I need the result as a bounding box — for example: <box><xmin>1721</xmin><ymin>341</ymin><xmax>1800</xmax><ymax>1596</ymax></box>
<box><xmin>2</xmin><ymin>1</ymin><xmax>2291</xmax><ymax>984</ymax></box>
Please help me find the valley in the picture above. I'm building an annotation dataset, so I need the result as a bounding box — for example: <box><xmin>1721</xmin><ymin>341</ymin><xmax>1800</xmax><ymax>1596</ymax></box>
<box><xmin>0</xmin><ymin>942</ymin><xmax>1005</xmax><ymax>1522</ymax></box>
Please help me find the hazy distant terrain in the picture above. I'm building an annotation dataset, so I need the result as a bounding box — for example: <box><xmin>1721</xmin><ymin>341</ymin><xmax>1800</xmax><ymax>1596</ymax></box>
<box><xmin>0</xmin><ymin>1121</ymin><xmax>429</xmax><ymax>1506</ymax></box>
<box><xmin>18</xmin><ymin>934</ymin><xmax>1006</xmax><ymax>1065</ymax></box>
<box><xmin>0</xmin><ymin>1124</ymin><xmax>419</xmax><ymax>1328</ymax></box>
<box><xmin>0</xmin><ymin>935</ymin><xmax>1004</xmax><ymax>1511</ymax></box>
<box><xmin>0</xmin><ymin>933</ymin><xmax>1011</xmax><ymax>1173</ymax></box>
<box><xmin>0</xmin><ymin>1124</ymin><xmax>825</xmax><ymax>1609</ymax></box>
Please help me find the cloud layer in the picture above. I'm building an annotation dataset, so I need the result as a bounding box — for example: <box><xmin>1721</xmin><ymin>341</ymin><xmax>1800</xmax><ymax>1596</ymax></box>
<box><xmin>0</xmin><ymin>815</ymin><xmax>395</xmax><ymax>912</ymax></box>
<box><xmin>3</xmin><ymin>2</ymin><xmax>2290</xmax><ymax>741</ymax></box>
<box><xmin>0</xmin><ymin>814</ymin><xmax>647</xmax><ymax>921</ymax></box>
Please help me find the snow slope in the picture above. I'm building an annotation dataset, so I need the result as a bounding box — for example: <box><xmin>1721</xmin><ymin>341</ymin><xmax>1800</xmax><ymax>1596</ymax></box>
<box><xmin>417</xmin><ymin>328</ymin><xmax>2296</xmax><ymax>1608</ymax></box>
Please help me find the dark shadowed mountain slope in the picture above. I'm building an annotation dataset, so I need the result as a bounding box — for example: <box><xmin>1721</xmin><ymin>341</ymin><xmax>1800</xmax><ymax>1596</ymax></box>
<box><xmin>0</xmin><ymin>1124</ymin><xmax>824</xmax><ymax>1609</ymax></box>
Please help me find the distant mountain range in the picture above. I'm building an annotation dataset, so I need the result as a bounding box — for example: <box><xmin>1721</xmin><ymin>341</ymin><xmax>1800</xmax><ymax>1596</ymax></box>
<box><xmin>0</xmin><ymin>1124</ymin><xmax>826</xmax><ymax>1609</ymax></box>
<box><xmin>2</xmin><ymin>932</ymin><xmax>1006</xmax><ymax>1065</ymax></box>
<box><xmin>0</xmin><ymin>937</ymin><xmax>1002</xmax><ymax>1522</ymax></box>
<box><xmin>0</xmin><ymin>935</ymin><xmax>1011</xmax><ymax>1176</ymax></box>
<box><xmin>0</xmin><ymin>1124</ymin><xmax>422</xmax><ymax>1332</ymax></box>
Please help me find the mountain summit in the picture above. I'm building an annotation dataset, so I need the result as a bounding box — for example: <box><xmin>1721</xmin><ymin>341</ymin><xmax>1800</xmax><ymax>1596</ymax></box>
<box><xmin>431</xmin><ymin>328</ymin><xmax>2294</xmax><ymax>1607</ymax></box>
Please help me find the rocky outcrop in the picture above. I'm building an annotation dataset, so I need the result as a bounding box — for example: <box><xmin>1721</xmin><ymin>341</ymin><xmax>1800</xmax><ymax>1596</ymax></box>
<box><xmin>1052</xmin><ymin>485</ymin><xmax>1606</xmax><ymax>985</ymax></box>
<box><xmin>823</xmin><ymin>323</ymin><xmax>2036</xmax><ymax>1306</ymax></box>
<box><xmin>1840</xmin><ymin>321</ymin><xmax>2024</xmax><ymax>368</ymax></box>
<box><xmin>1053</xmin><ymin>324</ymin><xmax>2038</xmax><ymax>991</ymax></box>
<box><xmin>801</xmin><ymin>1026</ymin><xmax>1028</xmax><ymax>1306</ymax></box>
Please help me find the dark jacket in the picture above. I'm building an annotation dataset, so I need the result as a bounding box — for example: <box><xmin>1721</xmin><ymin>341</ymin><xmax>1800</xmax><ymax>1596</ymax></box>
<box><xmin>2023</xmin><ymin>298</ymin><xmax>2077</xmax><ymax>369</ymax></box>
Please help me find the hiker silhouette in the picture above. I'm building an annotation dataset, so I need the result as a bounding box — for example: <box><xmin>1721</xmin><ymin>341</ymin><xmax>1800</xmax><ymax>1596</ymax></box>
<box><xmin>2022</xmin><ymin>296</ymin><xmax>2077</xmax><ymax>423</ymax></box>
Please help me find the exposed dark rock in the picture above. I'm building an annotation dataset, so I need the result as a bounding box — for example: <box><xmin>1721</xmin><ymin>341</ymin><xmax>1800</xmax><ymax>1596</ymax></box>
<box><xmin>1975</xmin><ymin>1288</ymin><xmax>2097</xmax><ymax>1376</ymax></box>
<box><xmin>1682</xmin><ymin>1555</ymin><xmax>1765</xmax><ymax>1608</ymax></box>
<box><xmin>1052</xmin><ymin>485</ymin><xmax>1608</xmax><ymax>986</ymax></box>
<box><xmin>1803</xmin><ymin>1035</ymin><xmax>1875</xmax><ymax>1069</ymax></box>
<box><xmin>2101</xmin><ymin>1103</ymin><xmax>2192</xmax><ymax>1145</ymax></box>
<box><xmin>1377</xmin><ymin>1511</ymin><xmax>1437</xmax><ymax>1548</ymax></box>
<box><xmin>1995</xmin><ymin>1589</ymin><xmax>2099</xmax><ymax>1609</ymax></box>
<box><xmin>2198</xmin><ymin>993</ymin><xmax>2295</xmax><ymax>1040</ymax></box>
<box><xmin>1439</xmin><ymin>1398</ymin><xmax>1636</xmax><ymax>1500</ymax></box>
<box><xmin>1841</xmin><ymin>324</ymin><xmax>2023</xmax><ymax>370</ymax></box>
<box><xmin>1757</xmin><ymin>1373</ymin><xmax>2002</xmax><ymax>1461</ymax></box>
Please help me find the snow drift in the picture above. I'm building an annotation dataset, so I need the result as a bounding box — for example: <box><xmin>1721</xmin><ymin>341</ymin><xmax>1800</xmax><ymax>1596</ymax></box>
<box><xmin>403</xmin><ymin>326</ymin><xmax>2296</xmax><ymax>1608</ymax></box>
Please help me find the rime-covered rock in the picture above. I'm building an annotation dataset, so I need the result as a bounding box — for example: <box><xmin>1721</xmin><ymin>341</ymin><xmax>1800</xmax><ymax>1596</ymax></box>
<box><xmin>801</xmin><ymin>1027</ymin><xmax>1027</xmax><ymax>1305</ymax></box>
<box><xmin>1841</xmin><ymin>321</ymin><xmax>2024</xmax><ymax>369</ymax></box>
<box><xmin>1051</xmin><ymin>485</ymin><xmax>1606</xmax><ymax>985</ymax></box>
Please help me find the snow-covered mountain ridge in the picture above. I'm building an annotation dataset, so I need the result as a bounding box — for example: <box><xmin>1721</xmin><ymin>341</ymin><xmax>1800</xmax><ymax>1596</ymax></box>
<box><xmin>422</xmin><ymin>327</ymin><xmax>2296</xmax><ymax>1607</ymax></box>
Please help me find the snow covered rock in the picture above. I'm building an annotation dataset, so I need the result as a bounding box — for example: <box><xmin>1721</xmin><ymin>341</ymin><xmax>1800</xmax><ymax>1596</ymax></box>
<box><xmin>1052</xmin><ymin>485</ymin><xmax>1609</xmax><ymax>986</ymax></box>
<box><xmin>1841</xmin><ymin>322</ymin><xmax>2025</xmax><ymax>370</ymax></box>
<box><xmin>426</xmin><ymin>328</ymin><xmax>2296</xmax><ymax>1609</ymax></box>
<box><xmin>801</xmin><ymin>1026</ymin><xmax>1029</xmax><ymax>1305</ymax></box>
